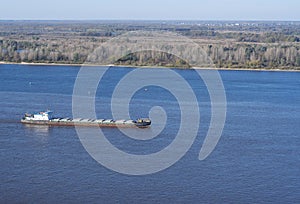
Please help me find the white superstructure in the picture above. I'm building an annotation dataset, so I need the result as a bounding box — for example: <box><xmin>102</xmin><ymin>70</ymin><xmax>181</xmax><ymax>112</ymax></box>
<box><xmin>24</xmin><ymin>111</ymin><xmax>53</xmax><ymax>121</ymax></box>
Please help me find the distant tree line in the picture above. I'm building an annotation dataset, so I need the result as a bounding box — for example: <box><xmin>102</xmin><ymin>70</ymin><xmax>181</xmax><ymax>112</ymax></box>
<box><xmin>0</xmin><ymin>39</ymin><xmax>93</xmax><ymax>64</ymax></box>
<box><xmin>1</xmin><ymin>39</ymin><xmax>299</xmax><ymax>69</ymax></box>
<box><xmin>1</xmin><ymin>21</ymin><xmax>300</xmax><ymax>69</ymax></box>
<box><xmin>205</xmin><ymin>43</ymin><xmax>300</xmax><ymax>69</ymax></box>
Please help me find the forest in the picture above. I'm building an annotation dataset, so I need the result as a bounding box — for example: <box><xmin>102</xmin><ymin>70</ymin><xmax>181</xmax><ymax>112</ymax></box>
<box><xmin>0</xmin><ymin>20</ymin><xmax>300</xmax><ymax>69</ymax></box>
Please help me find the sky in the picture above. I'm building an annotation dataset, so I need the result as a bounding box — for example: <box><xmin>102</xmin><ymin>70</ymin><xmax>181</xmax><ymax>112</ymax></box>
<box><xmin>0</xmin><ymin>0</ymin><xmax>299</xmax><ymax>21</ymax></box>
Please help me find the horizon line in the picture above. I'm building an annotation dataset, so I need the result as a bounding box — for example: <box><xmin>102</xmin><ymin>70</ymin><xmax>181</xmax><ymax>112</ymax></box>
<box><xmin>1</xmin><ymin>19</ymin><xmax>300</xmax><ymax>22</ymax></box>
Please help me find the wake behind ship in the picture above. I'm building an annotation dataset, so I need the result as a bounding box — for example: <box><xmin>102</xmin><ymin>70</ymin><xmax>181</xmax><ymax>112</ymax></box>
<box><xmin>21</xmin><ymin>111</ymin><xmax>151</xmax><ymax>128</ymax></box>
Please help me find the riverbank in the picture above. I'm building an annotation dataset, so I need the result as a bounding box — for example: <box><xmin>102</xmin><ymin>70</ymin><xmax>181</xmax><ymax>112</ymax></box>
<box><xmin>0</xmin><ymin>61</ymin><xmax>83</xmax><ymax>67</ymax></box>
<box><xmin>1</xmin><ymin>61</ymin><xmax>300</xmax><ymax>72</ymax></box>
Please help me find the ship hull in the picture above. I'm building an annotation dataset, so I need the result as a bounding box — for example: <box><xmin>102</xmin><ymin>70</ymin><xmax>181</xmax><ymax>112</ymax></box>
<box><xmin>20</xmin><ymin>119</ymin><xmax>149</xmax><ymax>128</ymax></box>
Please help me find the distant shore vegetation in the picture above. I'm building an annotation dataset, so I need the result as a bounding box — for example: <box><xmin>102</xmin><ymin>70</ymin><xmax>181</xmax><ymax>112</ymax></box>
<box><xmin>0</xmin><ymin>20</ymin><xmax>300</xmax><ymax>70</ymax></box>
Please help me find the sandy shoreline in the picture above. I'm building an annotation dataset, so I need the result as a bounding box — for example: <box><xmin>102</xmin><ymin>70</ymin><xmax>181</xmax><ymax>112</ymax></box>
<box><xmin>1</xmin><ymin>61</ymin><xmax>300</xmax><ymax>72</ymax></box>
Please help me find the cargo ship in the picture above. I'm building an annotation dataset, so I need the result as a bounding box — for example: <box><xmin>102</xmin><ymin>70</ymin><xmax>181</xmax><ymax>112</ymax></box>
<box><xmin>21</xmin><ymin>111</ymin><xmax>151</xmax><ymax>128</ymax></box>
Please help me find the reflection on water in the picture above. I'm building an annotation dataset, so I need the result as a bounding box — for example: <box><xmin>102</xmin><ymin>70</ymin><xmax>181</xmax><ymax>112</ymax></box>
<box><xmin>24</xmin><ymin>124</ymin><xmax>50</xmax><ymax>133</ymax></box>
<box><xmin>24</xmin><ymin>124</ymin><xmax>50</xmax><ymax>137</ymax></box>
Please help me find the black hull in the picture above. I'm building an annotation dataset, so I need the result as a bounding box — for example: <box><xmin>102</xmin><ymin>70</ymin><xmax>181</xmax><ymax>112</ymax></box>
<box><xmin>135</xmin><ymin>121</ymin><xmax>152</xmax><ymax>128</ymax></box>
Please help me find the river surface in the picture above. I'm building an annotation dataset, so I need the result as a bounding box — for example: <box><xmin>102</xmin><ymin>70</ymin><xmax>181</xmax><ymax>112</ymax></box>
<box><xmin>0</xmin><ymin>64</ymin><xmax>299</xmax><ymax>203</ymax></box>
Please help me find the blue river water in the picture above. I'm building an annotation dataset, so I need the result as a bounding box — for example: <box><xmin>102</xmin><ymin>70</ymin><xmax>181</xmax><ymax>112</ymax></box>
<box><xmin>0</xmin><ymin>64</ymin><xmax>299</xmax><ymax>203</ymax></box>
